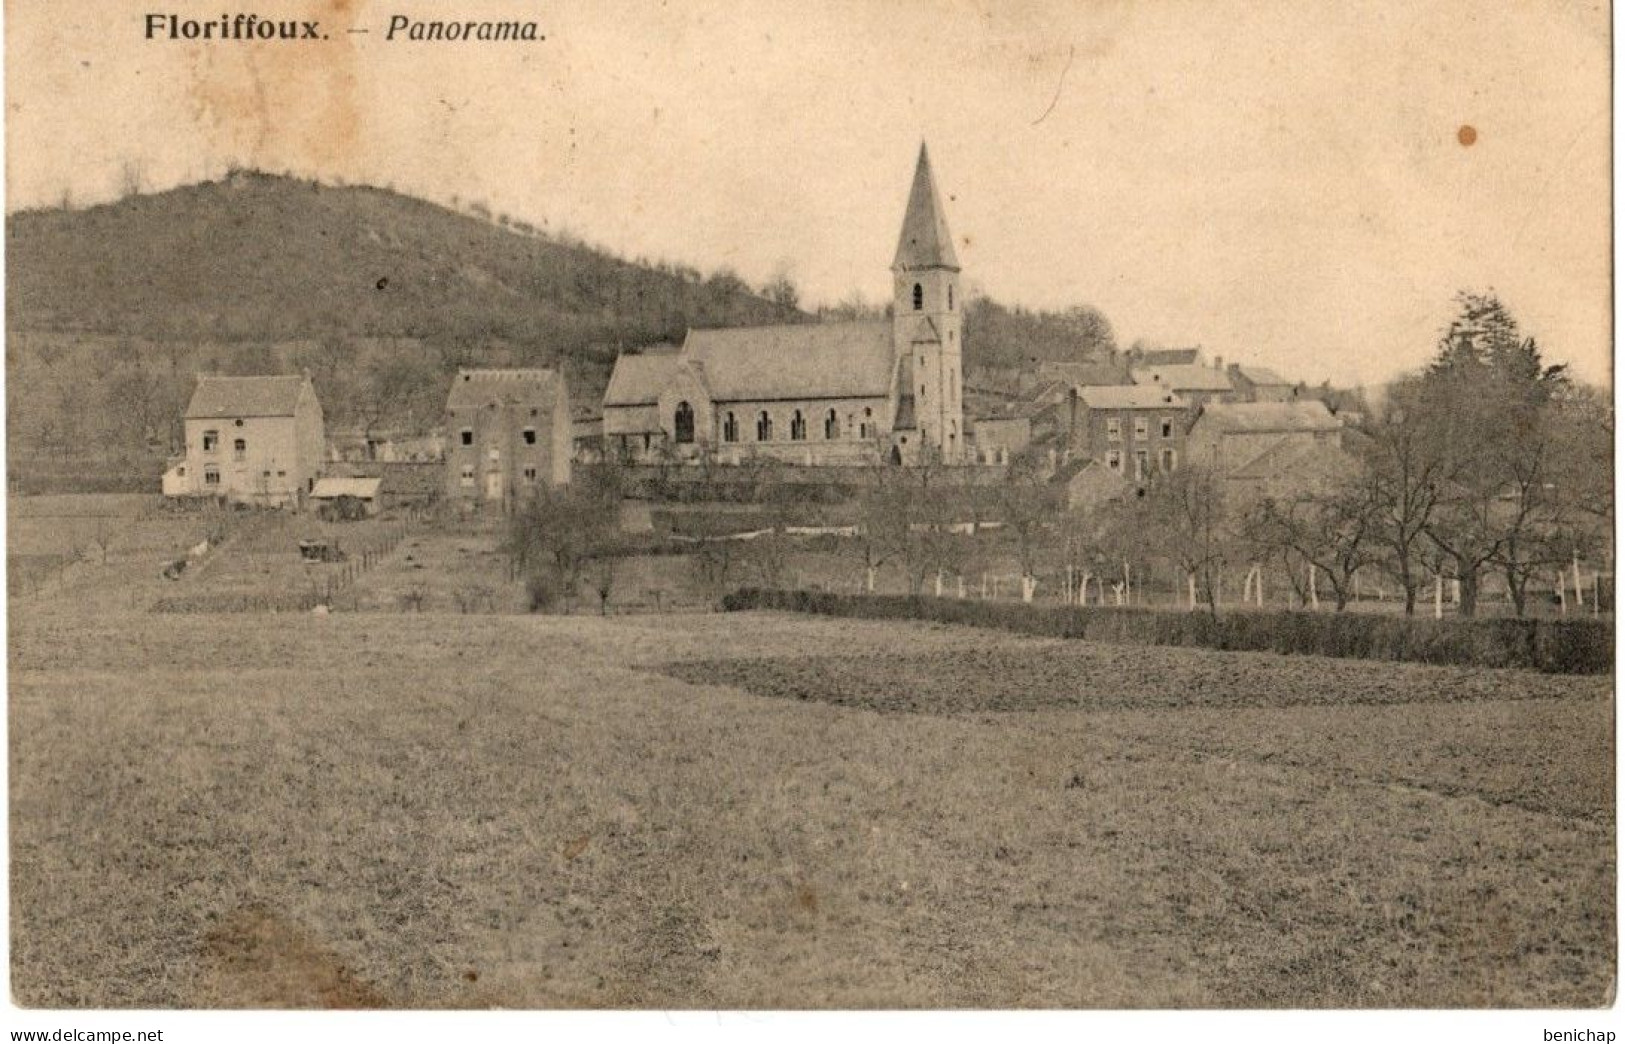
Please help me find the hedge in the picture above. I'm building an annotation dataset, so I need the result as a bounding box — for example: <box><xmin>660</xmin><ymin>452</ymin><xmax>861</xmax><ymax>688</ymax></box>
<box><xmin>721</xmin><ymin>589</ymin><xmax>1613</xmax><ymax>675</ymax></box>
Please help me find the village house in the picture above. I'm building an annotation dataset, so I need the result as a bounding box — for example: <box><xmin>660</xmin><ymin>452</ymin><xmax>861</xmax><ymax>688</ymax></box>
<box><xmin>967</xmin><ymin>401</ymin><xmax>1041</xmax><ymax>464</ymax></box>
<box><xmin>1066</xmin><ymin>384</ymin><xmax>1192</xmax><ymax>481</ymax></box>
<box><xmin>1055</xmin><ymin>457</ymin><xmax>1135</xmax><ymax>513</ymax></box>
<box><xmin>1130</xmin><ymin>357</ymin><xmax>1238</xmax><ymax>408</ymax></box>
<box><xmin>1185</xmin><ymin>400</ymin><xmax>1346</xmax><ymax>501</ymax></box>
<box><xmin>1226</xmin><ymin>363</ymin><xmax>1298</xmax><ymax>403</ymax></box>
<box><xmin>444</xmin><ymin>368</ymin><xmax>571</xmax><ymax>511</ymax></box>
<box><xmin>601</xmin><ymin>143</ymin><xmax>967</xmax><ymax>466</ymax></box>
<box><xmin>163</xmin><ymin>374</ymin><xmax>325</xmax><ymax>508</ymax></box>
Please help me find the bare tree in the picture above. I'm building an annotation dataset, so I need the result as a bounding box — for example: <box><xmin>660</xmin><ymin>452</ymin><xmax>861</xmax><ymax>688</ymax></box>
<box><xmin>1246</xmin><ymin>474</ymin><xmax>1378</xmax><ymax>611</ymax></box>
<box><xmin>1134</xmin><ymin>464</ymin><xmax>1233</xmax><ymax>615</ymax></box>
<box><xmin>1000</xmin><ymin>452</ymin><xmax>1057</xmax><ymax>594</ymax></box>
<box><xmin>1359</xmin><ymin>376</ymin><xmax>1444</xmax><ymax>616</ymax></box>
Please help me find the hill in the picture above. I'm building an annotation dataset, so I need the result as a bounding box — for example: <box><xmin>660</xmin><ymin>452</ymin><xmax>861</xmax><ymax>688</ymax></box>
<box><xmin>6</xmin><ymin>169</ymin><xmax>799</xmax><ymax>353</ymax></box>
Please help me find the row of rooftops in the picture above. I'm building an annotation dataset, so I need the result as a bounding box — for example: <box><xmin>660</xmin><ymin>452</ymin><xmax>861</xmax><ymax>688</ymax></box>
<box><xmin>187</xmin><ymin>352</ymin><xmax>1320</xmax><ymax>440</ymax></box>
<box><xmin>1073</xmin><ymin>384</ymin><xmax>1338</xmax><ymax>432</ymax></box>
<box><xmin>184</xmin><ymin>369</ymin><xmax>566</xmax><ymax>420</ymax></box>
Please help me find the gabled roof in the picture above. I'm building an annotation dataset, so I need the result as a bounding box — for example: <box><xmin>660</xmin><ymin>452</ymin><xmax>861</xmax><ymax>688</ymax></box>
<box><xmin>1195</xmin><ymin>399</ymin><xmax>1341</xmax><ymax>434</ymax></box>
<box><xmin>1230</xmin><ymin>438</ymin><xmax>1352</xmax><ymax>481</ymax></box>
<box><xmin>896</xmin><ymin>314</ymin><xmax>943</xmax><ymax>346</ymax></box>
<box><xmin>1135</xmin><ymin>347</ymin><xmax>1202</xmax><ymax>366</ymax></box>
<box><xmin>603</xmin><ymin>350</ymin><xmax>681</xmax><ymax>407</ymax></box>
<box><xmin>446</xmin><ymin>368</ymin><xmax>564</xmax><ymax>410</ymax></box>
<box><xmin>1235</xmin><ymin>365</ymin><xmax>1292</xmax><ymax>387</ymax></box>
<box><xmin>1059</xmin><ymin>458</ymin><xmax>1134</xmax><ymax>507</ymax></box>
<box><xmin>892</xmin><ymin>143</ymin><xmax>960</xmax><ymax>272</ymax></box>
<box><xmin>1132</xmin><ymin>364</ymin><xmax>1235</xmax><ymax>393</ymax></box>
<box><xmin>892</xmin><ymin>394</ymin><xmax>917</xmax><ymax>431</ymax></box>
<box><xmin>185</xmin><ymin>375</ymin><xmax>308</xmax><ymax>419</ymax></box>
<box><xmin>681</xmin><ymin>320</ymin><xmax>897</xmax><ymax>401</ymax></box>
<box><xmin>1076</xmin><ymin>384</ymin><xmax>1188</xmax><ymax>410</ymax></box>
<box><xmin>1036</xmin><ymin>360</ymin><xmax>1130</xmax><ymax>387</ymax></box>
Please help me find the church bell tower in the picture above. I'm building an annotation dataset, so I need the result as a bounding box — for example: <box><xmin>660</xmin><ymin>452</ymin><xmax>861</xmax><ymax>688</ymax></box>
<box><xmin>892</xmin><ymin>142</ymin><xmax>964</xmax><ymax>463</ymax></box>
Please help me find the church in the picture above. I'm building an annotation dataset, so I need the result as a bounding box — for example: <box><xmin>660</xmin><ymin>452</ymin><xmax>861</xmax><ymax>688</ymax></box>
<box><xmin>601</xmin><ymin>144</ymin><xmax>967</xmax><ymax>466</ymax></box>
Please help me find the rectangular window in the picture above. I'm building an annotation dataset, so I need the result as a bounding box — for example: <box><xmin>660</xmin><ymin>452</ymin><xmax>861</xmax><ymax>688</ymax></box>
<box><xmin>523</xmin><ymin>428</ymin><xmax>537</xmax><ymax>445</ymax></box>
<box><xmin>1161</xmin><ymin>448</ymin><xmax>1176</xmax><ymax>472</ymax></box>
<box><xmin>1106</xmin><ymin>450</ymin><xmax>1122</xmax><ymax>471</ymax></box>
<box><xmin>522</xmin><ymin>466</ymin><xmax>538</xmax><ymax>483</ymax></box>
<box><xmin>1106</xmin><ymin>418</ymin><xmax>1121</xmax><ymax>442</ymax></box>
<box><xmin>1135</xmin><ymin>449</ymin><xmax>1149</xmax><ymax>480</ymax></box>
<box><xmin>203</xmin><ymin>465</ymin><xmax>220</xmax><ymax>485</ymax></box>
<box><xmin>202</xmin><ymin>430</ymin><xmax>219</xmax><ymax>453</ymax></box>
<box><xmin>460</xmin><ymin>429</ymin><xmax>473</xmax><ymax>446</ymax></box>
<box><xmin>233</xmin><ymin>438</ymin><xmax>247</xmax><ymax>461</ymax></box>
<box><xmin>459</xmin><ymin>465</ymin><xmax>475</xmax><ymax>487</ymax></box>
<box><xmin>1134</xmin><ymin>418</ymin><xmax>1148</xmax><ymax>440</ymax></box>
<box><xmin>1161</xmin><ymin>417</ymin><xmax>1174</xmax><ymax>439</ymax></box>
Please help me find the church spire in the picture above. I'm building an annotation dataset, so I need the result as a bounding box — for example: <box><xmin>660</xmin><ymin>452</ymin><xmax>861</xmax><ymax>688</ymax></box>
<box><xmin>892</xmin><ymin>142</ymin><xmax>960</xmax><ymax>273</ymax></box>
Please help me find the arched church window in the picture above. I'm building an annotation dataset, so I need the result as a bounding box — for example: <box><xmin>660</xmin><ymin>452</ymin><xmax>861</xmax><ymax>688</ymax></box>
<box><xmin>674</xmin><ymin>401</ymin><xmax>695</xmax><ymax>444</ymax></box>
<box><xmin>912</xmin><ymin>283</ymin><xmax>923</xmax><ymax>311</ymax></box>
<box><xmin>824</xmin><ymin>409</ymin><xmax>838</xmax><ymax>440</ymax></box>
<box><xmin>790</xmin><ymin>410</ymin><xmax>806</xmax><ymax>441</ymax></box>
<box><xmin>723</xmin><ymin>412</ymin><xmax>738</xmax><ymax>443</ymax></box>
<box><xmin>756</xmin><ymin>411</ymin><xmax>772</xmax><ymax>442</ymax></box>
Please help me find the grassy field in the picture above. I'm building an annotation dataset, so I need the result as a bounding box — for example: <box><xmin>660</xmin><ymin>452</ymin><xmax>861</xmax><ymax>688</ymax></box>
<box><xmin>9</xmin><ymin>603</ymin><xmax>1614</xmax><ymax>1009</ymax></box>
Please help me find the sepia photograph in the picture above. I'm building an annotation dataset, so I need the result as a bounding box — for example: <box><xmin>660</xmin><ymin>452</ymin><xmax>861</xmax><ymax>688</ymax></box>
<box><xmin>4</xmin><ymin>0</ymin><xmax>1615</xmax><ymax>1035</ymax></box>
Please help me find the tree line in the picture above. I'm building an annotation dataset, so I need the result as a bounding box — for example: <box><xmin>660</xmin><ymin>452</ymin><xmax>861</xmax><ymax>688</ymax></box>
<box><xmin>1058</xmin><ymin>293</ymin><xmax>1610</xmax><ymax>618</ymax></box>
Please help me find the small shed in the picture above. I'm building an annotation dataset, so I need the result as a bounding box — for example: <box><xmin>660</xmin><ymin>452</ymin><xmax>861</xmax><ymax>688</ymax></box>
<box><xmin>310</xmin><ymin>476</ymin><xmax>383</xmax><ymax>519</ymax></box>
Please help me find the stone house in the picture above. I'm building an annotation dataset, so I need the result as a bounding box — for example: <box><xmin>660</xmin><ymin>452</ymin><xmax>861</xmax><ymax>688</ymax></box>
<box><xmin>1067</xmin><ymin>384</ymin><xmax>1192</xmax><ymax>481</ymax></box>
<box><xmin>1130</xmin><ymin>359</ymin><xmax>1237</xmax><ymax>408</ymax></box>
<box><xmin>1227</xmin><ymin>364</ymin><xmax>1298</xmax><ymax>403</ymax></box>
<box><xmin>444</xmin><ymin>368</ymin><xmax>571</xmax><ymax>511</ymax></box>
<box><xmin>1185</xmin><ymin>400</ymin><xmax>1345</xmax><ymax>500</ymax></box>
<box><xmin>164</xmin><ymin>374</ymin><xmax>325</xmax><ymax>508</ymax></box>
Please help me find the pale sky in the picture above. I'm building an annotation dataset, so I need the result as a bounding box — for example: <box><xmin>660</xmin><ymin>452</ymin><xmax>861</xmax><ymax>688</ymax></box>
<box><xmin>5</xmin><ymin>0</ymin><xmax>1612</xmax><ymax>387</ymax></box>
